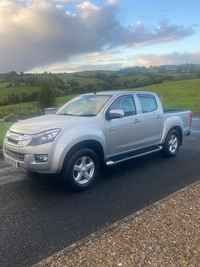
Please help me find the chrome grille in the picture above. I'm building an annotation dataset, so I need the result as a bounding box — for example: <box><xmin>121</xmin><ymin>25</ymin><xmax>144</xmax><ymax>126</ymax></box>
<box><xmin>5</xmin><ymin>131</ymin><xmax>32</xmax><ymax>147</ymax></box>
<box><xmin>7</xmin><ymin>137</ymin><xmax>19</xmax><ymax>145</ymax></box>
<box><xmin>6</xmin><ymin>132</ymin><xmax>25</xmax><ymax>146</ymax></box>
<box><xmin>4</xmin><ymin>148</ymin><xmax>25</xmax><ymax>162</ymax></box>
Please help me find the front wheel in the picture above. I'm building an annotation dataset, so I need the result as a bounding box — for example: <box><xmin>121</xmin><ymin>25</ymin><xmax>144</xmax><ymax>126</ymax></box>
<box><xmin>63</xmin><ymin>148</ymin><xmax>100</xmax><ymax>191</ymax></box>
<box><xmin>161</xmin><ymin>129</ymin><xmax>180</xmax><ymax>158</ymax></box>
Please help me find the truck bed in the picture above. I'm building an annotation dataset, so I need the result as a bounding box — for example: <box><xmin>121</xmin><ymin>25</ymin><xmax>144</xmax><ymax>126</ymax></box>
<box><xmin>163</xmin><ymin>109</ymin><xmax>190</xmax><ymax>114</ymax></box>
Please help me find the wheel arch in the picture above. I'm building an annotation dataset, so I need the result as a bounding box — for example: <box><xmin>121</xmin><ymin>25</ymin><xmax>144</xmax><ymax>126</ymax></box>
<box><xmin>166</xmin><ymin>126</ymin><xmax>183</xmax><ymax>146</ymax></box>
<box><xmin>62</xmin><ymin>140</ymin><xmax>105</xmax><ymax>172</ymax></box>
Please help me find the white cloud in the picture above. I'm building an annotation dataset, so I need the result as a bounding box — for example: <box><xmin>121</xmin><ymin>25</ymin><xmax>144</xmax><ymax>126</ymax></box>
<box><xmin>46</xmin><ymin>62</ymin><xmax>123</xmax><ymax>72</ymax></box>
<box><xmin>30</xmin><ymin>51</ymin><xmax>200</xmax><ymax>73</ymax></box>
<box><xmin>124</xmin><ymin>20</ymin><xmax>194</xmax><ymax>48</ymax></box>
<box><xmin>56</xmin><ymin>4</ymin><xmax>63</xmax><ymax>8</ymax></box>
<box><xmin>129</xmin><ymin>51</ymin><xmax>200</xmax><ymax>67</ymax></box>
<box><xmin>53</xmin><ymin>0</ymin><xmax>82</xmax><ymax>2</ymax></box>
<box><xmin>71</xmin><ymin>50</ymin><xmax>116</xmax><ymax>60</ymax></box>
<box><xmin>0</xmin><ymin>0</ymin><xmax>196</xmax><ymax>72</ymax></box>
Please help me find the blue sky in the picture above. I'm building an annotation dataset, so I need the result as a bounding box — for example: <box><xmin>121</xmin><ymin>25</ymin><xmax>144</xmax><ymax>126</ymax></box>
<box><xmin>0</xmin><ymin>0</ymin><xmax>199</xmax><ymax>73</ymax></box>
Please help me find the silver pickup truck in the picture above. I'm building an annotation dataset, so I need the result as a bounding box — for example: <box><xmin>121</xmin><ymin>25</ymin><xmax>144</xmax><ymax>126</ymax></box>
<box><xmin>3</xmin><ymin>91</ymin><xmax>192</xmax><ymax>190</ymax></box>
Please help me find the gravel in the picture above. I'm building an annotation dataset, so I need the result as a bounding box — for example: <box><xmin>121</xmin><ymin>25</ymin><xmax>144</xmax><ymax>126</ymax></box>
<box><xmin>32</xmin><ymin>181</ymin><xmax>200</xmax><ymax>267</ymax></box>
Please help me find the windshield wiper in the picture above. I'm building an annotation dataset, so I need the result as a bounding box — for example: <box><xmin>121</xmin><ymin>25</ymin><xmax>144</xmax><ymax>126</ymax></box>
<box><xmin>56</xmin><ymin>113</ymin><xmax>76</xmax><ymax>116</ymax></box>
<box><xmin>78</xmin><ymin>114</ymin><xmax>96</xmax><ymax>117</ymax></box>
<box><xmin>56</xmin><ymin>113</ymin><xmax>96</xmax><ymax>117</ymax></box>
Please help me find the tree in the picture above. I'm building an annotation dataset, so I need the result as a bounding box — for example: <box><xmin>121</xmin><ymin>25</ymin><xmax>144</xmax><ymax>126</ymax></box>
<box><xmin>68</xmin><ymin>80</ymin><xmax>80</xmax><ymax>87</ymax></box>
<box><xmin>12</xmin><ymin>76</ymin><xmax>20</xmax><ymax>87</ymax></box>
<box><xmin>21</xmin><ymin>92</ymin><xmax>28</xmax><ymax>102</ymax></box>
<box><xmin>94</xmin><ymin>73</ymin><xmax>106</xmax><ymax>79</ymax></box>
<box><xmin>38</xmin><ymin>79</ymin><xmax>56</xmax><ymax>110</ymax></box>
<box><xmin>4</xmin><ymin>71</ymin><xmax>18</xmax><ymax>81</ymax></box>
<box><xmin>195</xmin><ymin>68</ymin><xmax>200</xmax><ymax>78</ymax></box>
<box><xmin>159</xmin><ymin>66</ymin><xmax>166</xmax><ymax>73</ymax></box>
<box><xmin>176</xmin><ymin>67</ymin><xmax>182</xmax><ymax>74</ymax></box>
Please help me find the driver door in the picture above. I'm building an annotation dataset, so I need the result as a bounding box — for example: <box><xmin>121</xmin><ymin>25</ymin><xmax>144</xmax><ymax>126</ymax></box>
<box><xmin>105</xmin><ymin>95</ymin><xmax>142</xmax><ymax>156</ymax></box>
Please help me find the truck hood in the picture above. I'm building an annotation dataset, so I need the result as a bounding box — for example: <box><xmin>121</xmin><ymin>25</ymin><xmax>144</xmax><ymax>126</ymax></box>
<box><xmin>10</xmin><ymin>115</ymin><xmax>89</xmax><ymax>135</ymax></box>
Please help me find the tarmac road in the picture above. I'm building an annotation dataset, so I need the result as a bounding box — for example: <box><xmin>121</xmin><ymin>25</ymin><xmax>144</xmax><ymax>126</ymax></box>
<box><xmin>0</xmin><ymin>115</ymin><xmax>200</xmax><ymax>267</ymax></box>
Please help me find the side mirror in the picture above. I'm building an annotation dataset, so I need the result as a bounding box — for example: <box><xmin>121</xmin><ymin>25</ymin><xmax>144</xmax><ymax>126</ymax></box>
<box><xmin>109</xmin><ymin>109</ymin><xmax>124</xmax><ymax>119</ymax></box>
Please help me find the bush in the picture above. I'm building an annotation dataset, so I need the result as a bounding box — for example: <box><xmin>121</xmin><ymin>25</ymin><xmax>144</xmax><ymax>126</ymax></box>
<box><xmin>3</xmin><ymin>113</ymin><xmax>18</xmax><ymax>122</ymax></box>
<box><xmin>6</xmin><ymin>83</ymin><xmax>12</xmax><ymax>88</ymax></box>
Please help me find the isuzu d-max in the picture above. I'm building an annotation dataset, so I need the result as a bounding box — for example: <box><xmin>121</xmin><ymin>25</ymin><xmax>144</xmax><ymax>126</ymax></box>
<box><xmin>3</xmin><ymin>91</ymin><xmax>192</xmax><ymax>190</ymax></box>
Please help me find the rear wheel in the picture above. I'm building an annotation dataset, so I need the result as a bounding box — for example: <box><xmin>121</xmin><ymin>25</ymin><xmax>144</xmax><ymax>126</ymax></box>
<box><xmin>161</xmin><ymin>129</ymin><xmax>180</xmax><ymax>157</ymax></box>
<box><xmin>63</xmin><ymin>148</ymin><xmax>100</xmax><ymax>191</ymax></box>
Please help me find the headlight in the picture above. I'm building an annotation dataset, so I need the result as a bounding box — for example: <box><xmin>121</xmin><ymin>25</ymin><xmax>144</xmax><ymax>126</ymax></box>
<box><xmin>29</xmin><ymin>129</ymin><xmax>61</xmax><ymax>146</ymax></box>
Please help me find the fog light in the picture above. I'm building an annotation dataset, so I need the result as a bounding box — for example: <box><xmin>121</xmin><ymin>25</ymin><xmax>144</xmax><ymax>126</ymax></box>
<box><xmin>35</xmin><ymin>154</ymin><xmax>48</xmax><ymax>162</ymax></box>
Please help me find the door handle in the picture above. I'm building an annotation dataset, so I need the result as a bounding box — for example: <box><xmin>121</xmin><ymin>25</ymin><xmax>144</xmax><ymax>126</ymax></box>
<box><xmin>133</xmin><ymin>119</ymin><xmax>141</xmax><ymax>123</ymax></box>
<box><xmin>156</xmin><ymin>115</ymin><xmax>162</xmax><ymax>119</ymax></box>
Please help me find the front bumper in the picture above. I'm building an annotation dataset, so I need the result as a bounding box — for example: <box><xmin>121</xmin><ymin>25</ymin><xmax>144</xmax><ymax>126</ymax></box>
<box><xmin>3</xmin><ymin>141</ymin><xmax>65</xmax><ymax>173</ymax></box>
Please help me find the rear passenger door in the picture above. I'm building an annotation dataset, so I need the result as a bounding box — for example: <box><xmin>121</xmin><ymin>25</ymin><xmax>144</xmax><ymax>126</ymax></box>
<box><xmin>136</xmin><ymin>94</ymin><xmax>163</xmax><ymax>146</ymax></box>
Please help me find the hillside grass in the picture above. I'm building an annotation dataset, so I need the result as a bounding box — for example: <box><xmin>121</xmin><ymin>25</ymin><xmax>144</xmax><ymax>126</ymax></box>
<box><xmin>0</xmin><ymin>82</ymin><xmax>10</xmax><ymax>88</ymax></box>
<box><xmin>0</xmin><ymin>85</ymin><xmax>39</xmax><ymax>99</ymax></box>
<box><xmin>0</xmin><ymin>95</ymin><xmax>77</xmax><ymax>119</ymax></box>
<box><xmin>54</xmin><ymin>78</ymin><xmax>200</xmax><ymax>110</ymax></box>
<box><xmin>131</xmin><ymin>78</ymin><xmax>200</xmax><ymax>110</ymax></box>
<box><xmin>59</xmin><ymin>76</ymin><xmax>104</xmax><ymax>85</ymax></box>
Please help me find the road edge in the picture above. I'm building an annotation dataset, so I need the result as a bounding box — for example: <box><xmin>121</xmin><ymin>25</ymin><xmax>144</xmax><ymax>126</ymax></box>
<box><xmin>31</xmin><ymin>179</ymin><xmax>200</xmax><ymax>267</ymax></box>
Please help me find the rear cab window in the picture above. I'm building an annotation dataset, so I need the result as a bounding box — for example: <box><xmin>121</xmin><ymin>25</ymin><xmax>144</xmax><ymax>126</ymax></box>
<box><xmin>137</xmin><ymin>94</ymin><xmax>158</xmax><ymax>113</ymax></box>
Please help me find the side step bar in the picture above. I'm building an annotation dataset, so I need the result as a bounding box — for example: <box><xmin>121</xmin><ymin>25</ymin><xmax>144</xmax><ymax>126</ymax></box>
<box><xmin>106</xmin><ymin>146</ymin><xmax>162</xmax><ymax>166</ymax></box>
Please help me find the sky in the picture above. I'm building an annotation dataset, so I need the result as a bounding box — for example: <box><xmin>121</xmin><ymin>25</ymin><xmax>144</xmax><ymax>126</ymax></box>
<box><xmin>0</xmin><ymin>0</ymin><xmax>199</xmax><ymax>73</ymax></box>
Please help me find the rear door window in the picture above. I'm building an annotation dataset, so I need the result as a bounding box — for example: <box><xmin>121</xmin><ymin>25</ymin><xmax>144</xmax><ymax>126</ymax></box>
<box><xmin>137</xmin><ymin>95</ymin><xmax>157</xmax><ymax>113</ymax></box>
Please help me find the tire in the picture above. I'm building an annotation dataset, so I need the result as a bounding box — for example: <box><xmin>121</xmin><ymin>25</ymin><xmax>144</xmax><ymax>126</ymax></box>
<box><xmin>161</xmin><ymin>129</ymin><xmax>180</xmax><ymax>158</ymax></box>
<box><xmin>63</xmin><ymin>148</ymin><xmax>100</xmax><ymax>191</ymax></box>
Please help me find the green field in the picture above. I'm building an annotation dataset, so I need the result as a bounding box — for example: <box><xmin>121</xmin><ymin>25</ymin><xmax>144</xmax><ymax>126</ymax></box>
<box><xmin>0</xmin><ymin>84</ymin><xmax>38</xmax><ymax>99</ymax></box>
<box><xmin>55</xmin><ymin>78</ymin><xmax>200</xmax><ymax>110</ymax></box>
<box><xmin>0</xmin><ymin>122</ymin><xmax>14</xmax><ymax>148</ymax></box>
<box><xmin>0</xmin><ymin>78</ymin><xmax>200</xmax><ymax>120</ymax></box>
<box><xmin>58</xmin><ymin>76</ymin><xmax>104</xmax><ymax>85</ymax></box>
<box><xmin>127</xmin><ymin>78</ymin><xmax>200</xmax><ymax>110</ymax></box>
<box><xmin>0</xmin><ymin>95</ymin><xmax>77</xmax><ymax>119</ymax></box>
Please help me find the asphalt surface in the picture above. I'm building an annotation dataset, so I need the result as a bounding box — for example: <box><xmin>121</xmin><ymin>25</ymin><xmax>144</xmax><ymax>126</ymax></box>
<box><xmin>0</xmin><ymin>116</ymin><xmax>200</xmax><ymax>267</ymax></box>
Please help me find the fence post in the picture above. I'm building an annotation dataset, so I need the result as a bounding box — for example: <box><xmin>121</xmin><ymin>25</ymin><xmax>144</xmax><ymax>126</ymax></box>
<box><xmin>199</xmin><ymin>93</ymin><xmax>200</xmax><ymax>110</ymax></box>
<box><xmin>160</xmin><ymin>94</ymin><xmax>163</xmax><ymax>104</ymax></box>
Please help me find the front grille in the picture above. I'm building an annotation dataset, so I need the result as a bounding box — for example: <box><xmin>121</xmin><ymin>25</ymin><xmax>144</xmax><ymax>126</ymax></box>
<box><xmin>5</xmin><ymin>131</ymin><xmax>32</xmax><ymax>147</ymax></box>
<box><xmin>4</xmin><ymin>148</ymin><xmax>25</xmax><ymax>162</ymax></box>
<box><xmin>7</xmin><ymin>137</ymin><xmax>19</xmax><ymax>145</ymax></box>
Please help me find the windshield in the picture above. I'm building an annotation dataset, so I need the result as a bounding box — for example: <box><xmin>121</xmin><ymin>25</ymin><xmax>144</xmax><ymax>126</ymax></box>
<box><xmin>55</xmin><ymin>95</ymin><xmax>112</xmax><ymax>117</ymax></box>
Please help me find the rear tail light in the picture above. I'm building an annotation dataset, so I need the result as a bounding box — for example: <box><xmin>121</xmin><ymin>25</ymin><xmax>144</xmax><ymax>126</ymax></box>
<box><xmin>190</xmin><ymin>112</ymin><xmax>193</xmax><ymax>127</ymax></box>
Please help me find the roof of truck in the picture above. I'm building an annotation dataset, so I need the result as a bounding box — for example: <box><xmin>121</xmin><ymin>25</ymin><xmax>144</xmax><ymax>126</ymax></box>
<box><xmin>84</xmin><ymin>91</ymin><xmax>155</xmax><ymax>96</ymax></box>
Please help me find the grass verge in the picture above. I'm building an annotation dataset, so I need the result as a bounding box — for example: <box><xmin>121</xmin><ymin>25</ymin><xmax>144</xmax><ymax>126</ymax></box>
<box><xmin>0</xmin><ymin>122</ymin><xmax>14</xmax><ymax>148</ymax></box>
